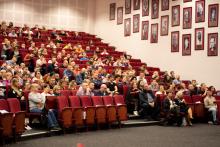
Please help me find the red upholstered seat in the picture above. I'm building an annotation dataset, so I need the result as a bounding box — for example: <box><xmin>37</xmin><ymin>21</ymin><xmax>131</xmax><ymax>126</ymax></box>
<box><xmin>192</xmin><ymin>95</ymin><xmax>205</xmax><ymax>118</ymax></box>
<box><xmin>0</xmin><ymin>112</ymin><xmax>14</xmax><ymax>141</ymax></box>
<box><xmin>79</xmin><ymin>96</ymin><xmax>95</xmax><ymax>126</ymax></box>
<box><xmin>45</xmin><ymin>96</ymin><xmax>57</xmax><ymax>110</ymax></box>
<box><xmin>102</xmin><ymin>96</ymin><xmax>117</xmax><ymax>124</ymax></box>
<box><xmin>60</xmin><ymin>90</ymin><xmax>72</xmax><ymax>97</ymax></box>
<box><xmin>91</xmin><ymin>96</ymin><xmax>107</xmax><ymax>125</ymax></box>
<box><xmin>0</xmin><ymin>99</ymin><xmax>9</xmax><ymax>111</ymax></box>
<box><xmin>57</xmin><ymin>96</ymin><xmax>72</xmax><ymax>129</ymax></box>
<box><xmin>113</xmin><ymin>95</ymin><xmax>128</xmax><ymax>121</ymax></box>
<box><xmin>7</xmin><ymin>98</ymin><xmax>26</xmax><ymax>136</ymax></box>
<box><xmin>69</xmin><ymin>96</ymin><xmax>84</xmax><ymax>127</ymax></box>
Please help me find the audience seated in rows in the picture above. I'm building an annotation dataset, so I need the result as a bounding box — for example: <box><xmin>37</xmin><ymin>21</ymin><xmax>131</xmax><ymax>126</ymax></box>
<box><xmin>0</xmin><ymin>21</ymin><xmax>219</xmax><ymax>129</ymax></box>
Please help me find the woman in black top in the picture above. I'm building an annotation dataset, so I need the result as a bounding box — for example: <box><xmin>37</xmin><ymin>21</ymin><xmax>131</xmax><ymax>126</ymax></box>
<box><xmin>8</xmin><ymin>78</ymin><xmax>26</xmax><ymax>110</ymax></box>
<box><xmin>8</xmin><ymin>78</ymin><xmax>24</xmax><ymax>100</ymax></box>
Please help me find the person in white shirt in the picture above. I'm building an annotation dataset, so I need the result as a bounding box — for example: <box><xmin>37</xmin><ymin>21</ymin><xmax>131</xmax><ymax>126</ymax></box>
<box><xmin>100</xmin><ymin>48</ymin><xmax>109</xmax><ymax>55</ymax></box>
<box><xmin>8</xmin><ymin>30</ymin><xmax>18</xmax><ymax>37</ymax></box>
<box><xmin>137</xmin><ymin>72</ymin><xmax>147</xmax><ymax>85</ymax></box>
<box><xmin>28</xmin><ymin>84</ymin><xmax>60</xmax><ymax>129</ymax></box>
<box><xmin>204</xmin><ymin>87</ymin><xmax>218</xmax><ymax>125</ymax></box>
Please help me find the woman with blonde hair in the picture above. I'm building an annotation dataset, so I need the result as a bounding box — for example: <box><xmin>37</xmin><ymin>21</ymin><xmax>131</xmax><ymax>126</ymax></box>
<box><xmin>174</xmin><ymin>91</ymin><xmax>193</xmax><ymax>126</ymax></box>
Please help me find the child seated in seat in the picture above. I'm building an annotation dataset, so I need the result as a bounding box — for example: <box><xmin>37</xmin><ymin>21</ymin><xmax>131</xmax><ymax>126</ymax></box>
<box><xmin>28</xmin><ymin>83</ymin><xmax>60</xmax><ymax>130</ymax></box>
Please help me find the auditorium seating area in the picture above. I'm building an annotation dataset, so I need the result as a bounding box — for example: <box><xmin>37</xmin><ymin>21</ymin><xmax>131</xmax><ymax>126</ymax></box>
<box><xmin>0</xmin><ymin>21</ymin><xmax>220</xmax><ymax>144</ymax></box>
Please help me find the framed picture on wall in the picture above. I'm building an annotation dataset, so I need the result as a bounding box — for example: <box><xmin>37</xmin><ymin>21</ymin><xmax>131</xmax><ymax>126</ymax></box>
<box><xmin>183</xmin><ymin>7</ymin><xmax>192</xmax><ymax>29</ymax></box>
<box><xmin>171</xmin><ymin>31</ymin><xmax>179</xmax><ymax>52</ymax></box>
<box><xmin>125</xmin><ymin>0</ymin><xmax>131</xmax><ymax>14</ymax></box>
<box><xmin>142</xmin><ymin>0</ymin><xmax>149</xmax><ymax>16</ymax></box>
<box><xmin>195</xmin><ymin>0</ymin><xmax>205</xmax><ymax>23</ymax></box>
<box><xmin>161</xmin><ymin>15</ymin><xmax>169</xmax><ymax>36</ymax></box>
<box><xmin>208</xmin><ymin>4</ymin><xmax>219</xmax><ymax>27</ymax></box>
<box><xmin>161</xmin><ymin>0</ymin><xmax>169</xmax><ymax>11</ymax></box>
<box><xmin>109</xmin><ymin>3</ymin><xmax>116</xmax><ymax>20</ymax></box>
<box><xmin>182</xmin><ymin>34</ymin><xmax>191</xmax><ymax>56</ymax></box>
<box><xmin>208</xmin><ymin>33</ymin><xmax>218</xmax><ymax>56</ymax></box>
<box><xmin>151</xmin><ymin>0</ymin><xmax>159</xmax><ymax>19</ymax></box>
<box><xmin>133</xmin><ymin>14</ymin><xmax>140</xmax><ymax>33</ymax></box>
<box><xmin>172</xmin><ymin>5</ymin><xmax>180</xmax><ymax>27</ymax></box>
<box><xmin>195</xmin><ymin>28</ymin><xmax>204</xmax><ymax>50</ymax></box>
<box><xmin>124</xmin><ymin>18</ymin><xmax>131</xmax><ymax>37</ymax></box>
<box><xmin>117</xmin><ymin>7</ymin><xmax>123</xmax><ymax>25</ymax></box>
<box><xmin>183</xmin><ymin>0</ymin><xmax>192</xmax><ymax>2</ymax></box>
<box><xmin>141</xmin><ymin>21</ymin><xmax>149</xmax><ymax>40</ymax></box>
<box><xmin>133</xmin><ymin>0</ymin><xmax>140</xmax><ymax>10</ymax></box>
<box><xmin>150</xmin><ymin>23</ymin><xmax>158</xmax><ymax>43</ymax></box>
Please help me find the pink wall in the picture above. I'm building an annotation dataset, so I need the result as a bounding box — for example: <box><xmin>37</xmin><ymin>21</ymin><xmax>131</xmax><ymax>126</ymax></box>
<box><xmin>94</xmin><ymin>0</ymin><xmax>220</xmax><ymax>89</ymax></box>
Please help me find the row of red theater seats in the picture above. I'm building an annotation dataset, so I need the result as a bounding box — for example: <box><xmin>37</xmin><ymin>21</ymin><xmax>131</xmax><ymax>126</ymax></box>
<box><xmin>157</xmin><ymin>94</ymin><xmax>220</xmax><ymax>120</ymax></box>
<box><xmin>0</xmin><ymin>35</ymin><xmax>105</xmax><ymax>45</ymax></box>
<box><xmin>26</xmin><ymin>95</ymin><xmax>128</xmax><ymax>131</ymax></box>
<box><xmin>0</xmin><ymin>98</ymin><xmax>26</xmax><ymax>142</ymax></box>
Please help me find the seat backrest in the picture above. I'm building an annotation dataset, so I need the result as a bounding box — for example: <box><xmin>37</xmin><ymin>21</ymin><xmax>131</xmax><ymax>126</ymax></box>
<box><xmin>91</xmin><ymin>96</ymin><xmax>104</xmax><ymax>106</ymax></box>
<box><xmin>7</xmin><ymin>98</ymin><xmax>21</xmax><ymax>113</ymax></box>
<box><xmin>215</xmin><ymin>96</ymin><xmax>220</xmax><ymax>100</ymax></box>
<box><xmin>60</xmin><ymin>90</ymin><xmax>71</xmax><ymax>97</ymax></box>
<box><xmin>23</xmin><ymin>90</ymin><xmax>30</xmax><ymax>112</ymax></box>
<box><xmin>183</xmin><ymin>95</ymin><xmax>193</xmax><ymax>103</ymax></box>
<box><xmin>45</xmin><ymin>96</ymin><xmax>57</xmax><ymax>110</ymax></box>
<box><xmin>123</xmin><ymin>85</ymin><xmax>129</xmax><ymax>100</ymax></box>
<box><xmin>0</xmin><ymin>99</ymin><xmax>10</xmax><ymax>111</ymax></box>
<box><xmin>192</xmin><ymin>95</ymin><xmax>203</xmax><ymax>103</ymax></box>
<box><xmin>103</xmin><ymin>96</ymin><xmax>114</xmax><ymax>106</ymax></box>
<box><xmin>113</xmin><ymin>95</ymin><xmax>125</xmax><ymax>105</ymax></box>
<box><xmin>80</xmin><ymin>96</ymin><xmax>93</xmax><ymax>107</ymax></box>
<box><xmin>69</xmin><ymin>96</ymin><xmax>81</xmax><ymax>107</ymax></box>
<box><xmin>71</xmin><ymin>90</ymin><xmax>77</xmax><ymax>96</ymax></box>
<box><xmin>0</xmin><ymin>113</ymin><xmax>14</xmax><ymax>137</ymax></box>
<box><xmin>57</xmin><ymin>96</ymin><xmax>70</xmax><ymax>111</ymax></box>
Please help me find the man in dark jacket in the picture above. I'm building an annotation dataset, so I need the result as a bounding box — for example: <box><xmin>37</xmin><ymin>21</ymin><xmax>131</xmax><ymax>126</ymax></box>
<box><xmin>139</xmin><ymin>84</ymin><xmax>160</xmax><ymax>120</ymax></box>
<box><xmin>94</xmin><ymin>84</ymin><xmax>111</xmax><ymax>96</ymax></box>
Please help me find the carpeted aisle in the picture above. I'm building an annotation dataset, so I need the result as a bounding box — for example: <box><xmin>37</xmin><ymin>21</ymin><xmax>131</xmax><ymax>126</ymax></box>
<box><xmin>8</xmin><ymin>124</ymin><xmax>220</xmax><ymax>147</ymax></box>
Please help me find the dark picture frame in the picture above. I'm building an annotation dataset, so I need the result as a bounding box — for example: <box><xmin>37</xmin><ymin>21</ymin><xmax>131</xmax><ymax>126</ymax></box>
<box><xmin>133</xmin><ymin>14</ymin><xmax>140</xmax><ymax>33</ymax></box>
<box><xmin>150</xmin><ymin>23</ymin><xmax>158</xmax><ymax>43</ymax></box>
<box><xmin>142</xmin><ymin>0</ymin><xmax>149</xmax><ymax>16</ymax></box>
<box><xmin>182</xmin><ymin>34</ymin><xmax>191</xmax><ymax>56</ymax></box>
<box><xmin>109</xmin><ymin>3</ymin><xmax>116</xmax><ymax>20</ymax></box>
<box><xmin>151</xmin><ymin>0</ymin><xmax>159</xmax><ymax>19</ymax></box>
<box><xmin>125</xmin><ymin>0</ymin><xmax>132</xmax><ymax>14</ymax></box>
<box><xmin>195</xmin><ymin>0</ymin><xmax>205</xmax><ymax>23</ymax></box>
<box><xmin>133</xmin><ymin>0</ymin><xmax>140</xmax><ymax>10</ymax></box>
<box><xmin>161</xmin><ymin>15</ymin><xmax>169</xmax><ymax>36</ymax></box>
<box><xmin>183</xmin><ymin>7</ymin><xmax>192</xmax><ymax>29</ymax></box>
<box><xmin>172</xmin><ymin>5</ymin><xmax>180</xmax><ymax>27</ymax></box>
<box><xmin>208</xmin><ymin>33</ymin><xmax>218</xmax><ymax>56</ymax></box>
<box><xmin>208</xmin><ymin>4</ymin><xmax>219</xmax><ymax>27</ymax></box>
<box><xmin>183</xmin><ymin>0</ymin><xmax>192</xmax><ymax>2</ymax></box>
<box><xmin>171</xmin><ymin>31</ymin><xmax>179</xmax><ymax>52</ymax></box>
<box><xmin>161</xmin><ymin>0</ymin><xmax>169</xmax><ymax>11</ymax></box>
<box><xmin>117</xmin><ymin>7</ymin><xmax>123</xmax><ymax>25</ymax></box>
<box><xmin>141</xmin><ymin>21</ymin><xmax>149</xmax><ymax>40</ymax></box>
<box><xmin>124</xmin><ymin>18</ymin><xmax>131</xmax><ymax>37</ymax></box>
<box><xmin>195</xmin><ymin>28</ymin><xmax>204</xmax><ymax>50</ymax></box>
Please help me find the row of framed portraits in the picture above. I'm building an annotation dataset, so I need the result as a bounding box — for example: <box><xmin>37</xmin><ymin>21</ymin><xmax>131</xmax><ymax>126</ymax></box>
<box><xmin>124</xmin><ymin>18</ymin><xmax>218</xmax><ymax>56</ymax></box>
<box><xmin>171</xmin><ymin>31</ymin><xmax>218</xmax><ymax>56</ymax></box>
<box><xmin>124</xmin><ymin>15</ymin><xmax>168</xmax><ymax>37</ymax></box>
<box><xmin>111</xmin><ymin>2</ymin><xmax>219</xmax><ymax>28</ymax></box>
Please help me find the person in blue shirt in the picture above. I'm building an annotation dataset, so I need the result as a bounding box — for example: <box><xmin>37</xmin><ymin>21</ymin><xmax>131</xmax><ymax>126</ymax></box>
<box><xmin>63</xmin><ymin>65</ymin><xmax>74</xmax><ymax>80</ymax></box>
